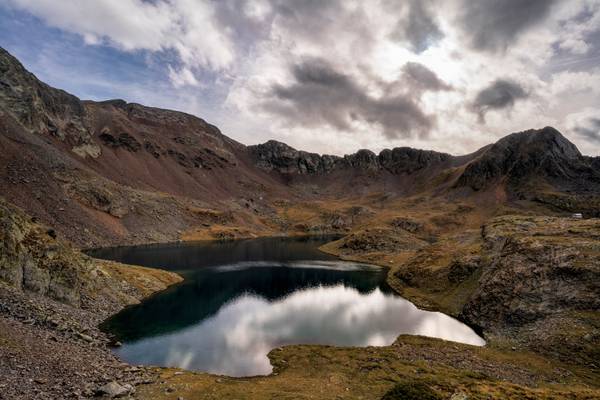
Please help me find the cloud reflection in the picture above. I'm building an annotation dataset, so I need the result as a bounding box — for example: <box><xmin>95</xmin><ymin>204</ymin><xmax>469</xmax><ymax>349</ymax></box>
<box><xmin>116</xmin><ymin>285</ymin><xmax>484</xmax><ymax>377</ymax></box>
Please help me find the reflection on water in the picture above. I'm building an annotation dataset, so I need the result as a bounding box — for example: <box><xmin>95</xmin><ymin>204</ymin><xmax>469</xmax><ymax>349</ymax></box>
<box><xmin>94</xmin><ymin>237</ymin><xmax>484</xmax><ymax>377</ymax></box>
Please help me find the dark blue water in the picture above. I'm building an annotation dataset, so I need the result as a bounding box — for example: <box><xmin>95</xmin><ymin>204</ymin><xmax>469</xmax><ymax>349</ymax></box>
<box><xmin>90</xmin><ymin>236</ymin><xmax>484</xmax><ymax>377</ymax></box>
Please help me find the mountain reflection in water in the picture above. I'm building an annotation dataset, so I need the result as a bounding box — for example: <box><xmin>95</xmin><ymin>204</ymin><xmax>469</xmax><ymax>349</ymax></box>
<box><xmin>93</xmin><ymin>237</ymin><xmax>484</xmax><ymax>377</ymax></box>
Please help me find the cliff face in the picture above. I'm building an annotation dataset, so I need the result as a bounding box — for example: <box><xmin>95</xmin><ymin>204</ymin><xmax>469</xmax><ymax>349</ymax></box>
<box><xmin>462</xmin><ymin>216</ymin><xmax>600</xmax><ymax>327</ymax></box>
<box><xmin>459</xmin><ymin>216</ymin><xmax>600</xmax><ymax>364</ymax></box>
<box><xmin>249</xmin><ymin>140</ymin><xmax>454</xmax><ymax>175</ymax></box>
<box><xmin>0</xmin><ymin>198</ymin><xmax>181</xmax><ymax>313</ymax></box>
<box><xmin>0</xmin><ymin>48</ymin><xmax>93</xmax><ymax>156</ymax></box>
<box><xmin>249</xmin><ymin>140</ymin><xmax>343</xmax><ymax>174</ymax></box>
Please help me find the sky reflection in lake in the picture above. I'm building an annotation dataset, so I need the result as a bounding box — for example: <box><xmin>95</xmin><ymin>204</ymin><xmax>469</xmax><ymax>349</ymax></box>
<box><xmin>96</xmin><ymin>238</ymin><xmax>484</xmax><ymax>377</ymax></box>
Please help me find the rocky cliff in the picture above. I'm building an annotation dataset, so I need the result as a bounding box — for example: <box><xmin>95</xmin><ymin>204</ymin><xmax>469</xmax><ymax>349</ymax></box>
<box><xmin>0</xmin><ymin>198</ymin><xmax>181</xmax><ymax>314</ymax></box>
<box><xmin>459</xmin><ymin>216</ymin><xmax>600</xmax><ymax>364</ymax></box>
<box><xmin>249</xmin><ymin>140</ymin><xmax>454</xmax><ymax>175</ymax></box>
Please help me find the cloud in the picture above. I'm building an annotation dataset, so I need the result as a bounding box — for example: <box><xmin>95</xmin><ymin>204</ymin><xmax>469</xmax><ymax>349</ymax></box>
<box><xmin>472</xmin><ymin>79</ymin><xmax>529</xmax><ymax>122</ymax></box>
<box><xmin>4</xmin><ymin>0</ymin><xmax>600</xmax><ymax>156</ymax></box>
<box><xmin>262</xmin><ymin>58</ymin><xmax>434</xmax><ymax>139</ymax></box>
<box><xmin>400</xmin><ymin>62</ymin><xmax>452</xmax><ymax>92</ymax></box>
<box><xmin>574</xmin><ymin>117</ymin><xmax>600</xmax><ymax>142</ymax></box>
<box><xmin>168</xmin><ymin>66</ymin><xmax>200</xmax><ymax>88</ymax></box>
<box><xmin>388</xmin><ymin>0</ymin><xmax>444</xmax><ymax>53</ymax></box>
<box><xmin>3</xmin><ymin>0</ymin><xmax>235</xmax><ymax>74</ymax></box>
<box><xmin>459</xmin><ymin>0</ymin><xmax>558</xmax><ymax>52</ymax></box>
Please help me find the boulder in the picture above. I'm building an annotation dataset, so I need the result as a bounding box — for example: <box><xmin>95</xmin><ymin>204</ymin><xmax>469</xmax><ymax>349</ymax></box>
<box><xmin>95</xmin><ymin>381</ymin><xmax>134</xmax><ymax>398</ymax></box>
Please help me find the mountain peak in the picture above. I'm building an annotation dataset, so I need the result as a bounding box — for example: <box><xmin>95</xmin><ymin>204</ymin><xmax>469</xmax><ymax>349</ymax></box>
<box><xmin>494</xmin><ymin>126</ymin><xmax>581</xmax><ymax>159</ymax></box>
<box><xmin>455</xmin><ymin>127</ymin><xmax>591</xmax><ymax>191</ymax></box>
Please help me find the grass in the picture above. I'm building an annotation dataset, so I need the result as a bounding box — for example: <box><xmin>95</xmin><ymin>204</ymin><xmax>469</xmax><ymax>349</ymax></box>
<box><xmin>135</xmin><ymin>337</ymin><xmax>600</xmax><ymax>399</ymax></box>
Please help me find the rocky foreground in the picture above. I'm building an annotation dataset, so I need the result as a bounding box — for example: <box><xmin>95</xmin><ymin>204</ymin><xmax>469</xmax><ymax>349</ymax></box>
<box><xmin>0</xmin><ymin>199</ymin><xmax>181</xmax><ymax>399</ymax></box>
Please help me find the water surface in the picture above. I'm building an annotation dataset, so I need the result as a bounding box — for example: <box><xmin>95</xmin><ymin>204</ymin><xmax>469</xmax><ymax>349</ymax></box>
<box><xmin>91</xmin><ymin>236</ymin><xmax>484</xmax><ymax>377</ymax></box>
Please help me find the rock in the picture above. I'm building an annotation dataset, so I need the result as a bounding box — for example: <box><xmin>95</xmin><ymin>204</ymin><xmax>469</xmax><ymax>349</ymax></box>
<box><xmin>249</xmin><ymin>140</ymin><xmax>451</xmax><ymax>175</ymax></box>
<box><xmin>77</xmin><ymin>332</ymin><xmax>94</xmax><ymax>342</ymax></box>
<box><xmin>95</xmin><ymin>381</ymin><xmax>133</xmax><ymax>398</ymax></box>
<box><xmin>450</xmin><ymin>393</ymin><xmax>468</xmax><ymax>400</ymax></box>
<box><xmin>340</xmin><ymin>229</ymin><xmax>427</xmax><ymax>253</ymax></box>
<box><xmin>390</xmin><ymin>217</ymin><xmax>423</xmax><ymax>233</ymax></box>
<box><xmin>249</xmin><ymin>140</ymin><xmax>338</xmax><ymax>174</ymax></box>
<box><xmin>99</xmin><ymin>130</ymin><xmax>141</xmax><ymax>152</ymax></box>
<box><xmin>447</xmin><ymin>256</ymin><xmax>480</xmax><ymax>284</ymax></box>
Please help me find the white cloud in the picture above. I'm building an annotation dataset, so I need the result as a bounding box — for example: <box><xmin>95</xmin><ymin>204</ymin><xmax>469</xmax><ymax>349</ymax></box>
<box><xmin>4</xmin><ymin>0</ymin><xmax>235</xmax><ymax>73</ymax></box>
<box><xmin>168</xmin><ymin>66</ymin><xmax>201</xmax><ymax>88</ymax></box>
<box><xmin>4</xmin><ymin>0</ymin><xmax>600</xmax><ymax>156</ymax></box>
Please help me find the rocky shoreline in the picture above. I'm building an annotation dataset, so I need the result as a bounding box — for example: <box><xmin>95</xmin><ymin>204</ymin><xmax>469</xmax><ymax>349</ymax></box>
<box><xmin>0</xmin><ymin>284</ymin><xmax>160</xmax><ymax>399</ymax></box>
<box><xmin>0</xmin><ymin>199</ymin><xmax>182</xmax><ymax>399</ymax></box>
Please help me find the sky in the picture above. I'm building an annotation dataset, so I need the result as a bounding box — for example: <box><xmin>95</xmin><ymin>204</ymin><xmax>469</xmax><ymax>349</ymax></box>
<box><xmin>1</xmin><ymin>0</ymin><xmax>600</xmax><ymax>156</ymax></box>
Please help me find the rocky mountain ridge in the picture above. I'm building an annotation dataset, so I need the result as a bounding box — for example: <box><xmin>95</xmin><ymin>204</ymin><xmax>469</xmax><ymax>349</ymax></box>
<box><xmin>2</xmin><ymin>46</ymin><xmax>600</xmax><ymax>247</ymax></box>
<box><xmin>249</xmin><ymin>140</ymin><xmax>454</xmax><ymax>175</ymax></box>
<box><xmin>455</xmin><ymin>127</ymin><xmax>600</xmax><ymax>192</ymax></box>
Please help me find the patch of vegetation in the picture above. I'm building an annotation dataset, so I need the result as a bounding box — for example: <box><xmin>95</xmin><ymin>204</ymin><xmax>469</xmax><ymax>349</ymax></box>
<box><xmin>381</xmin><ymin>381</ymin><xmax>441</xmax><ymax>400</ymax></box>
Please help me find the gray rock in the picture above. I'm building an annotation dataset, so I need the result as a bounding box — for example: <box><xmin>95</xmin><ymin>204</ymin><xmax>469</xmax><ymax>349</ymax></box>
<box><xmin>95</xmin><ymin>381</ymin><xmax>133</xmax><ymax>398</ymax></box>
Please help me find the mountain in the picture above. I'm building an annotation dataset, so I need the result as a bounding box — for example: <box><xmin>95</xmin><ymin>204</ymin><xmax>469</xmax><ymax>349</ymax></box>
<box><xmin>1</xmin><ymin>47</ymin><xmax>599</xmax><ymax>246</ymax></box>
<box><xmin>455</xmin><ymin>127</ymin><xmax>600</xmax><ymax>192</ymax></box>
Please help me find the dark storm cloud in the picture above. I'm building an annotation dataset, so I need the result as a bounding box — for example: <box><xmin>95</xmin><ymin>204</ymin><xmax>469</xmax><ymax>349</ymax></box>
<box><xmin>460</xmin><ymin>0</ymin><xmax>557</xmax><ymax>52</ymax></box>
<box><xmin>472</xmin><ymin>79</ymin><xmax>528</xmax><ymax>122</ymax></box>
<box><xmin>574</xmin><ymin>118</ymin><xmax>600</xmax><ymax>142</ymax></box>
<box><xmin>264</xmin><ymin>58</ymin><xmax>434</xmax><ymax>138</ymax></box>
<box><xmin>401</xmin><ymin>62</ymin><xmax>452</xmax><ymax>92</ymax></box>
<box><xmin>388</xmin><ymin>0</ymin><xmax>444</xmax><ymax>53</ymax></box>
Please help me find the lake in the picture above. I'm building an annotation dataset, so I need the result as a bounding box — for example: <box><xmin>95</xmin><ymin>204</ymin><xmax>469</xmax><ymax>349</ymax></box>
<box><xmin>90</xmin><ymin>236</ymin><xmax>485</xmax><ymax>377</ymax></box>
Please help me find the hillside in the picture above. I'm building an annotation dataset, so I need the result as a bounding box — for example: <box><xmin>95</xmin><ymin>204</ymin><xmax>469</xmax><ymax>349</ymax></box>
<box><xmin>2</xmin><ymin>47</ymin><xmax>600</xmax><ymax>249</ymax></box>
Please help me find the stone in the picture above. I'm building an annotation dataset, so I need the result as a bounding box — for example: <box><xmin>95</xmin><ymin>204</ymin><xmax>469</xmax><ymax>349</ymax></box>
<box><xmin>77</xmin><ymin>332</ymin><xmax>94</xmax><ymax>342</ymax></box>
<box><xmin>95</xmin><ymin>381</ymin><xmax>132</xmax><ymax>398</ymax></box>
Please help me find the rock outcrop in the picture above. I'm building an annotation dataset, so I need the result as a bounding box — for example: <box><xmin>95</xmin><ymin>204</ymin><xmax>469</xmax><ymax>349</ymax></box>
<box><xmin>462</xmin><ymin>216</ymin><xmax>600</xmax><ymax>328</ymax></box>
<box><xmin>0</xmin><ymin>47</ymin><xmax>97</xmax><ymax>156</ymax></box>
<box><xmin>459</xmin><ymin>216</ymin><xmax>600</xmax><ymax>363</ymax></box>
<box><xmin>249</xmin><ymin>141</ymin><xmax>453</xmax><ymax>175</ymax></box>
<box><xmin>249</xmin><ymin>140</ymin><xmax>342</xmax><ymax>174</ymax></box>
<box><xmin>0</xmin><ymin>198</ymin><xmax>181</xmax><ymax>312</ymax></box>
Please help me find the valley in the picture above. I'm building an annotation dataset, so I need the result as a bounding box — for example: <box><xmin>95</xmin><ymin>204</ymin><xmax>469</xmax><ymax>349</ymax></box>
<box><xmin>0</xmin><ymin>46</ymin><xmax>599</xmax><ymax>399</ymax></box>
